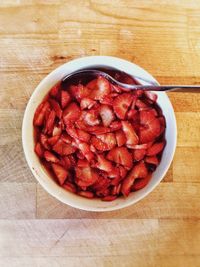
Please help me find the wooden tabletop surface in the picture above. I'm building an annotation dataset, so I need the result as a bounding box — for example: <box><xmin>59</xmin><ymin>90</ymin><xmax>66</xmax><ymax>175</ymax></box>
<box><xmin>1</xmin><ymin>1</ymin><xmax>200</xmax><ymax>266</ymax></box>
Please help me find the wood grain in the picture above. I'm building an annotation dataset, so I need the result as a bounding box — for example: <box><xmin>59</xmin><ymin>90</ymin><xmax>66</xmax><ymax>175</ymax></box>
<box><xmin>1</xmin><ymin>0</ymin><xmax>200</xmax><ymax>266</ymax></box>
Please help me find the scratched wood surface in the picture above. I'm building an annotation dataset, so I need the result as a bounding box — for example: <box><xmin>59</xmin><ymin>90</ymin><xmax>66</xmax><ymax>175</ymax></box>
<box><xmin>0</xmin><ymin>1</ymin><xmax>200</xmax><ymax>266</ymax></box>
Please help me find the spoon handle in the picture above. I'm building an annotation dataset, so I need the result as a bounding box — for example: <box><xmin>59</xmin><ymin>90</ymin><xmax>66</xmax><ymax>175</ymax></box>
<box><xmin>134</xmin><ymin>85</ymin><xmax>200</xmax><ymax>92</ymax></box>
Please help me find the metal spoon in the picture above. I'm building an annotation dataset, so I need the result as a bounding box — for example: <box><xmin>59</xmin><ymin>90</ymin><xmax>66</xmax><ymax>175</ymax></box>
<box><xmin>62</xmin><ymin>69</ymin><xmax>200</xmax><ymax>92</ymax></box>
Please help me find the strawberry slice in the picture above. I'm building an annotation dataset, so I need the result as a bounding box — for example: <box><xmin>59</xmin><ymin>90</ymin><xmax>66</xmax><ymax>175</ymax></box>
<box><xmin>77</xmin><ymin>159</ymin><xmax>89</xmax><ymax>168</ymax></box>
<box><xmin>69</xmin><ymin>84</ymin><xmax>90</xmax><ymax>100</ymax></box>
<box><xmin>145</xmin><ymin>156</ymin><xmax>159</xmax><ymax>165</ymax></box>
<box><xmin>119</xmin><ymin>166</ymin><xmax>127</xmax><ymax>178</ymax></box>
<box><xmin>113</xmin><ymin>93</ymin><xmax>133</xmax><ymax>119</ymax></box>
<box><xmin>92</xmin><ymin>175</ymin><xmax>111</xmax><ymax>192</ymax></box>
<box><xmin>107</xmin><ymin>168</ymin><xmax>120</xmax><ymax>179</ymax></box>
<box><xmin>139</xmin><ymin>110</ymin><xmax>161</xmax><ymax>143</ymax></box>
<box><xmin>48</xmin><ymin>135</ymin><xmax>60</xmax><ymax>146</ymax></box>
<box><xmin>87</xmin><ymin>76</ymin><xmax>111</xmax><ymax>100</ymax></box>
<box><xmin>107</xmin><ymin>147</ymin><xmax>133</xmax><ymax>169</ymax></box>
<box><xmin>132</xmin><ymin>173</ymin><xmax>152</xmax><ymax>191</ymax></box>
<box><xmin>115</xmin><ymin>130</ymin><xmax>127</xmax><ymax>147</ymax></box>
<box><xmin>52</xmin><ymin>125</ymin><xmax>62</xmax><ymax>136</ymax></box>
<box><xmin>135</xmin><ymin>99</ymin><xmax>149</xmax><ymax>109</ymax></box>
<box><xmin>49</xmin><ymin>82</ymin><xmax>60</xmax><ymax>98</ymax></box>
<box><xmin>76</xmin><ymin>141</ymin><xmax>94</xmax><ymax>161</ymax></box>
<box><xmin>49</xmin><ymin>99</ymin><xmax>62</xmax><ymax>119</ymax></box>
<box><xmin>78</xmin><ymin>191</ymin><xmax>94</xmax><ymax>198</ymax></box>
<box><xmin>68</xmin><ymin>154</ymin><xmax>76</xmax><ymax>167</ymax></box>
<box><xmin>144</xmin><ymin>91</ymin><xmax>158</xmax><ymax>102</ymax></box>
<box><xmin>99</xmin><ymin>105</ymin><xmax>115</xmax><ymax>127</ymax></box>
<box><xmin>34</xmin><ymin>142</ymin><xmax>44</xmax><ymax>158</ymax></box>
<box><xmin>77</xmin><ymin>151</ymin><xmax>85</xmax><ymax>159</ymax></box>
<box><xmin>127</xmin><ymin>109</ymin><xmax>138</xmax><ymax>120</ymax></box>
<box><xmin>75</xmin><ymin>166</ymin><xmax>98</xmax><ymax>187</ymax></box>
<box><xmin>121</xmin><ymin>161</ymin><xmax>148</xmax><ymax>196</ymax></box>
<box><xmin>146</xmin><ymin>141</ymin><xmax>165</xmax><ymax>156</ymax></box>
<box><xmin>76</xmin><ymin>129</ymin><xmax>91</xmax><ymax>142</ymax></box>
<box><xmin>63</xmin><ymin>102</ymin><xmax>81</xmax><ymax>123</ymax></box>
<box><xmin>44</xmin><ymin>151</ymin><xmax>59</xmax><ymax>163</ymax></box>
<box><xmin>61</xmin><ymin>133</ymin><xmax>73</xmax><ymax>144</ymax></box>
<box><xmin>80</xmin><ymin>98</ymin><xmax>96</xmax><ymax>110</ymax></box>
<box><xmin>96</xmin><ymin>154</ymin><xmax>113</xmax><ymax>172</ymax></box>
<box><xmin>65</xmin><ymin>122</ymin><xmax>78</xmax><ymax>139</ymax></box>
<box><xmin>61</xmin><ymin>90</ymin><xmax>71</xmax><ymax>109</ymax></box>
<box><xmin>130</xmin><ymin>144</ymin><xmax>148</xmax><ymax>149</ymax></box>
<box><xmin>91</xmin><ymin>133</ymin><xmax>116</xmax><ymax>151</ymax></box>
<box><xmin>52</xmin><ymin>163</ymin><xmax>68</xmax><ymax>185</ymax></box>
<box><xmin>121</xmin><ymin>121</ymin><xmax>139</xmax><ymax>147</ymax></box>
<box><xmin>133</xmin><ymin>149</ymin><xmax>146</xmax><ymax>161</ymax></box>
<box><xmin>44</xmin><ymin>109</ymin><xmax>56</xmax><ymax>135</ymax></box>
<box><xmin>83</xmin><ymin>109</ymin><xmax>100</xmax><ymax>126</ymax></box>
<box><xmin>110</xmin><ymin>121</ymin><xmax>122</xmax><ymax>131</ymax></box>
<box><xmin>99</xmin><ymin>95</ymin><xmax>113</xmax><ymax>106</ymax></box>
<box><xmin>101</xmin><ymin>195</ymin><xmax>117</xmax><ymax>201</ymax></box>
<box><xmin>87</xmin><ymin>125</ymin><xmax>110</xmax><ymax>135</ymax></box>
<box><xmin>111</xmin><ymin>183</ymin><xmax>121</xmax><ymax>195</ymax></box>
<box><xmin>63</xmin><ymin>182</ymin><xmax>77</xmax><ymax>193</ymax></box>
<box><xmin>53</xmin><ymin>139</ymin><xmax>76</xmax><ymax>155</ymax></box>
<box><xmin>33</xmin><ymin>101</ymin><xmax>50</xmax><ymax>126</ymax></box>
<box><xmin>40</xmin><ymin>133</ymin><xmax>50</xmax><ymax>149</ymax></box>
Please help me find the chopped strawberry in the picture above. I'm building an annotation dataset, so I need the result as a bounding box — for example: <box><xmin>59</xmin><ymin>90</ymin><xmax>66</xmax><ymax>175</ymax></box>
<box><xmin>144</xmin><ymin>91</ymin><xmax>158</xmax><ymax>102</ymax></box>
<box><xmin>80</xmin><ymin>98</ymin><xmax>96</xmax><ymax>110</ymax></box>
<box><xmin>77</xmin><ymin>159</ymin><xmax>89</xmax><ymax>168</ymax></box>
<box><xmin>33</xmin><ymin>101</ymin><xmax>50</xmax><ymax>126</ymax></box>
<box><xmin>75</xmin><ymin>166</ymin><xmax>98</xmax><ymax>187</ymax></box>
<box><xmin>107</xmin><ymin>147</ymin><xmax>133</xmax><ymax>169</ymax></box>
<box><xmin>40</xmin><ymin>133</ymin><xmax>50</xmax><ymax>149</ymax></box>
<box><xmin>52</xmin><ymin>163</ymin><xmax>68</xmax><ymax>185</ymax></box>
<box><xmin>88</xmin><ymin>125</ymin><xmax>110</xmax><ymax>135</ymax></box>
<box><xmin>77</xmin><ymin>151</ymin><xmax>85</xmax><ymax>159</ymax></box>
<box><xmin>113</xmin><ymin>93</ymin><xmax>133</xmax><ymax>119</ymax></box>
<box><xmin>121</xmin><ymin>121</ymin><xmax>139</xmax><ymax>147</ymax></box>
<box><xmin>119</xmin><ymin>166</ymin><xmax>127</xmax><ymax>178</ymax></box>
<box><xmin>52</xmin><ymin>125</ymin><xmax>62</xmax><ymax>136</ymax></box>
<box><xmin>135</xmin><ymin>99</ymin><xmax>149</xmax><ymax>109</ymax></box>
<box><xmin>121</xmin><ymin>161</ymin><xmax>148</xmax><ymax>196</ymax></box>
<box><xmin>99</xmin><ymin>105</ymin><xmax>115</xmax><ymax>127</ymax></box>
<box><xmin>127</xmin><ymin>109</ymin><xmax>138</xmax><ymax>120</ymax></box>
<box><xmin>63</xmin><ymin>182</ymin><xmax>77</xmax><ymax>193</ymax></box>
<box><xmin>78</xmin><ymin>191</ymin><xmax>94</xmax><ymax>198</ymax></box>
<box><xmin>96</xmin><ymin>154</ymin><xmax>113</xmax><ymax>172</ymax></box>
<box><xmin>110</xmin><ymin>121</ymin><xmax>122</xmax><ymax>131</ymax></box>
<box><xmin>69</xmin><ymin>84</ymin><xmax>90</xmax><ymax>100</ymax></box>
<box><xmin>132</xmin><ymin>173</ymin><xmax>152</xmax><ymax>191</ymax></box>
<box><xmin>61</xmin><ymin>133</ymin><xmax>73</xmax><ymax>144</ymax></box>
<box><xmin>111</xmin><ymin>183</ymin><xmax>121</xmax><ymax>195</ymax></box>
<box><xmin>91</xmin><ymin>133</ymin><xmax>116</xmax><ymax>151</ymax></box>
<box><xmin>77</xmin><ymin>142</ymin><xmax>94</xmax><ymax>161</ymax></box>
<box><xmin>53</xmin><ymin>139</ymin><xmax>76</xmax><ymax>155</ymax></box>
<box><xmin>65</xmin><ymin>122</ymin><xmax>78</xmax><ymax>139</ymax></box>
<box><xmin>44</xmin><ymin>109</ymin><xmax>56</xmax><ymax>135</ymax></box>
<box><xmin>48</xmin><ymin>135</ymin><xmax>60</xmax><ymax>146</ymax></box>
<box><xmin>44</xmin><ymin>151</ymin><xmax>59</xmax><ymax>163</ymax></box>
<box><xmin>145</xmin><ymin>156</ymin><xmax>159</xmax><ymax>165</ymax></box>
<box><xmin>92</xmin><ymin>175</ymin><xmax>110</xmax><ymax>192</ymax></box>
<box><xmin>99</xmin><ymin>95</ymin><xmax>113</xmax><ymax>106</ymax></box>
<box><xmin>83</xmin><ymin>109</ymin><xmax>100</xmax><ymax>126</ymax></box>
<box><xmin>61</xmin><ymin>90</ymin><xmax>71</xmax><ymax>109</ymax></box>
<box><xmin>107</xmin><ymin>168</ymin><xmax>120</xmax><ymax>179</ymax></box>
<box><xmin>49</xmin><ymin>99</ymin><xmax>62</xmax><ymax>119</ymax></box>
<box><xmin>87</xmin><ymin>76</ymin><xmax>111</xmax><ymax>100</ymax></box>
<box><xmin>34</xmin><ymin>142</ymin><xmax>44</xmax><ymax>158</ymax></box>
<box><xmin>75</xmin><ymin>119</ymin><xmax>88</xmax><ymax>131</ymax></box>
<box><xmin>130</xmin><ymin>143</ymin><xmax>148</xmax><ymax>149</ymax></box>
<box><xmin>63</xmin><ymin>102</ymin><xmax>81</xmax><ymax>123</ymax></box>
<box><xmin>68</xmin><ymin>154</ymin><xmax>77</xmax><ymax>167</ymax></box>
<box><xmin>133</xmin><ymin>149</ymin><xmax>146</xmax><ymax>161</ymax></box>
<box><xmin>49</xmin><ymin>82</ymin><xmax>60</xmax><ymax>98</ymax></box>
<box><xmin>76</xmin><ymin>129</ymin><xmax>90</xmax><ymax>143</ymax></box>
<box><xmin>101</xmin><ymin>195</ymin><xmax>117</xmax><ymax>201</ymax></box>
<box><xmin>146</xmin><ymin>141</ymin><xmax>165</xmax><ymax>156</ymax></box>
<box><xmin>115</xmin><ymin>130</ymin><xmax>127</xmax><ymax>147</ymax></box>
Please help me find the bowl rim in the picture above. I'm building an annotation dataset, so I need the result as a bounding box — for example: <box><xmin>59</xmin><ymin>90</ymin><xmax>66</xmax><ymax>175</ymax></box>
<box><xmin>22</xmin><ymin>56</ymin><xmax>177</xmax><ymax>212</ymax></box>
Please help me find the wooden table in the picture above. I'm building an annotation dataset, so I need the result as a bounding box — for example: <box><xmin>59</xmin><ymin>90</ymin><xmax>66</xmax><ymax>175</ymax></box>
<box><xmin>0</xmin><ymin>1</ymin><xmax>200</xmax><ymax>266</ymax></box>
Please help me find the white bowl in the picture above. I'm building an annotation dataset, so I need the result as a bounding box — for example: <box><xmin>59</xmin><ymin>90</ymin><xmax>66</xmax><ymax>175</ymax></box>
<box><xmin>22</xmin><ymin>56</ymin><xmax>177</xmax><ymax>212</ymax></box>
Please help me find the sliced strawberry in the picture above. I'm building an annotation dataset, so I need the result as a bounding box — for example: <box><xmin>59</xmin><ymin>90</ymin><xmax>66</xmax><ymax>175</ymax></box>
<box><xmin>83</xmin><ymin>109</ymin><xmax>100</xmax><ymax>126</ymax></box>
<box><xmin>75</xmin><ymin>166</ymin><xmax>98</xmax><ymax>187</ymax></box>
<box><xmin>146</xmin><ymin>141</ymin><xmax>165</xmax><ymax>156</ymax></box>
<box><xmin>99</xmin><ymin>95</ymin><xmax>113</xmax><ymax>106</ymax></box>
<box><xmin>107</xmin><ymin>147</ymin><xmax>133</xmax><ymax>169</ymax></box>
<box><xmin>49</xmin><ymin>99</ymin><xmax>62</xmax><ymax>119</ymax></box>
<box><xmin>121</xmin><ymin>161</ymin><xmax>148</xmax><ymax>196</ymax></box>
<box><xmin>34</xmin><ymin>142</ymin><xmax>44</xmax><ymax>158</ymax></box>
<box><xmin>92</xmin><ymin>175</ymin><xmax>110</xmax><ymax>192</ymax></box>
<box><xmin>77</xmin><ymin>159</ymin><xmax>89</xmax><ymax>168</ymax></box>
<box><xmin>96</xmin><ymin>154</ymin><xmax>113</xmax><ymax>172</ymax></box>
<box><xmin>87</xmin><ymin>76</ymin><xmax>111</xmax><ymax>100</ymax></box>
<box><xmin>52</xmin><ymin>125</ymin><xmax>62</xmax><ymax>136</ymax></box>
<box><xmin>135</xmin><ymin>99</ymin><xmax>149</xmax><ymax>109</ymax></box>
<box><xmin>61</xmin><ymin>90</ymin><xmax>71</xmax><ymax>109</ymax></box>
<box><xmin>52</xmin><ymin>163</ymin><xmax>68</xmax><ymax>185</ymax></box>
<box><xmin>133</xmin><ymin>149</ymin><xmax>146</xmax><ymax>161</ymax></box>
<box><xmin>115</xmin><ymin>130</ymin><xmax>127</xmax><ymax>147</ymax></box>
<box><xmin>40</xmin><ymin>133</ymin><xmax>50</xmax><ymax>149</ymax></box>
<box><xmin>111</xmin><ymin>183</ymin><xmax>121</xmax><ymax>195</ymax></box>
<box><xmin>77</xmin><ymin>151</ymin><xmax>85</xmax><ymax>159</ymax></box>
<box><xmin>110</xmin><ymin>121</ymin><xmax>122</xmax><ymax>131</ymax></box>
<box><xmin>49</xmin><ymin>82</ymin><xmax>60</xmax><ymax>98</ymax></box>
<box><xmin>78</xmin><ymin>191</ymin><xmax>94</xmax><ymax>198</ymax></box>
<box><xmin>61</xmin><ymin>133</ymin><xmax>73</xmax><ymax>144</ymax></box>
<box><xmin>145</xmin><ymin>156</ymin><xmax>159</xmax><ymax>165</ymax></box>
<box><xmin>113</xmin><ymin>93</ymin><xmax>133</xmax><ymax>119</ymax></box>
<box><xmin>63</xmin><ymin>102</ymin><xmax>81</xmax><ymax>123</ymax></box>
<box><xmin>77</xmin><ymin>142</ymin><xmax>94</xmax><ymax>161</ymax></box>
<box><xmin>44</xmin><ymin>151</ymin><xmax>59</xmax><ymax>163</ymax></box>
<box><xmin>132</xmin><ymin>173</ymin><xmax>152</xmax><ymax>191</ymax></box>
<box><xmin>119</xmin><ymin>166</ymin><xmax>127</xmax><ymax>178</ymax></box>
<box><xmin>53</xmin><ymin>139</ymin><xmax>76</xmax><ymax>155</ymax></box>
<box><xmin>87</xmin><ymin>125</ymin><xmax>110</xmax><ymax>135</ymax></box>
<box><xmin>127</xmin><ymin>109</ymin><xmax>138</xmax><ymax>120</ymax></box>
<box><xmin>68</xmin><ymin>154</ymin><xmax>76</xmax><ymax>167</ymax></box>
<box><xmin>63</xmin><ymin>182</ymin><xmax>77</xmax><ymax>193</ymax></box>
<box><xmin>48</xmin><ymin>135</ymin><xmax>60</xmax><ymax>146</ymax></box>
<box><xmin>80</xmin><ymin>98</ymin><xmax>96</xmax><ymax>110</ymax></box>
<box><xmin>76</xmin><ymin>129</ymin><xmax>91</xmax><ymax>143</ymax></box>
<box><xmin>121</xmin><ymin>121</ymin><xmax>139</xmax><ymax>147</ymax></box>
<box><xmin>65</xmin><ymin>122</ymin><xmax>78</xmax><ymax>139</ymax></box>
<box><xmin>75</xmin><ymin>119</ymin><xmax>88</xmax><ymax>131</ymax></box>
<box><xmin>33</xmin><ymin>101</ymin><xmax>50</xmax><ymax>126</ymax></box>
<box><xmin>69</xmin><ymin>84</ymin><xmax>90</xmax><ymax>100</ymax></box>
<box><xmin>130</xmin><ymin>143</ymin><xmax>148</xmax><ymax>149</ymax></box>
<box><xmin>144</xmin><ymin>91</ymin><xmax>158</xmax><ymax>102</ymax></box>
<box><xmin>107</xmin><ymin>168</ymin><xmax>120</xmax><ymax>179</ymax></box>
<box><xmin>91</xmin><ymin>133</ymin><xmax>116</xmax><ymax>151</ymax></box>
<box><xmin>101</xmin><ymin>195</ymin><xmax>117</xmax><ymax>201</ymax></box>
<box><xmin>44</xmin><ymin>109</ymin><xmax>56</xmax><ymax>135</ymax></box>
<box><xmin>99</xmin><ymin>105</ymin><xmax>115</xmax><ymax>127</ymax></box>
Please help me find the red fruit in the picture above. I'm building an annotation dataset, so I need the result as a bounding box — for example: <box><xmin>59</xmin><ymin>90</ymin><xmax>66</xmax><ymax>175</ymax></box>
<box><xmin>49</xmin><ymin>82</ymin><xmax>60</xmax><ymax>98</ymax></box>
<box><xmin>33</xmin><ymin>101</ymin><xmax>50</xmax><ymax>126</ymax></box>
<box><xmin>130</xmin><ymin>144</ymin><xmax>148</xmax><ymax>150</ymax></box>
<box><xmin>107</xmin><ymin>168</ymin><xmax>120</xmax><ymax>179</ymax></box>
<box><xmin>119</xmin><ymin>166</ymin><xmax>127</xmax><ymax>178</ymax></box>
<box><xmin>69</xmin><ymin>84</ymin><xmax>90</xmax><ymax>100</ymax></box>
<box><xmin>63</xmin><ymin>102</ymin><xmax>81</xmax><ymax>123</ymax></box>
<box><xmin>77</xmin><ymin>159</ymin><xmax>89</xmax><ymax>168</ymax></box>
<box><xmin>83</xmin><ymin>109</ymin><xmax>100</xmax><ymax>126</ymax></box>
<box><xmin>61</xmin><ymin>90</ymin><xmax>71</xmax><ymax>109</ymax></box>
<box><xmin>34</xmin><ymin>142</ymin><xmax>44</xmax><ymax>158</ymax></box>
<box><xmin>115</xmin><ymin>130</ymin><xmax>127</xmax><ymax>147</ymax></box>
<box><xmin>99</xmin><ymin>95</ymin><xmax>113</xmax><ymax>106</ymax></box>
<box><xmin>145</xmin><ymin>156</ymin><xmax>159</xmax><ymax>165</ymax></box>
<box><xmin>96</xmin><ymin>154</ymin><xmax>113</xmax><ymax>172</ymax></box>
<box><xmin>75</xmin><ymin>120</ymin><xmax>88</xmax><ymax>131</ymax></box>
<box><xmin>99</xmin><ymin>105</ymin><xmax>115</xmax><ymax>127</ymax></box>
<box><xmin>139</xmin><ymin>110</ymin><xmax>161</xmax><ymax>143</ymax></box>
<box><xmin>87</xmin><ymin>76</ymin><xmax>111</xmax><ymax>100</ymax></box>
<box><xmin>52</xmin><ymin>163</ymin><xmax>68</xmax><ymax>185</ymax></box>
<box><xmin>92</xmin><ymin>176</ymin><xmax>110</xmax><ymax>192</ymax></box>
<box><xmin>132</xmin><ymin>173</ymin><xmax>152</xmax><ymax>191</ymax></box>
<box><xmin>101</xmin><ymin>195</ymin><xmax>117</xmax><ymax>201</ymax></box>
<box><xmin>91</xmin><ymin>133</ymin><xmax>116</xmax><ymax>151</ymax></box>
<box><xmin>44</xmin><ymin>109</ymin><xmax>56</xmax><ymax>135</ymax></box>
<box><xmin>68</xmin><ymin>154</ymin><xmax>76</xmax><ymax>167</ymax></box>
<box><xmin>127</xmin><ymin>109</ymin><xmax>138</xmax><ymax>120</ymax></box>
<box><xmin>133</xmin><ymin>149</ymin><xmax>146</xmax><ymax>161</ymax></box>
<box><xmin>77</xmin><ymin>151</ymin><xmax>85</xmax><ymax>159</ymax></box>
<box><xmin>49</xmin><ymin>99</ymin><xmax>62</xmax><ymax>119</ymax></box>
<box><xmin>107</xmin><ymin>147</ymin><xmax>133</xmax><ymax>169</ymax></box>
<box><xmin>110</xmin><ymin>121</ymin><xmax>122</xmax><ymax>131</ymax></box>
<box><xmin>76</xmin><ymin>142</ymin><xmax>94</xmax><ymax>161</ymax></box>
<box><xmin>121</xmin><ymin>161</ymin><xmax>148</xmax><ymax>196</ymax></box>
<box><xmin>52</xmin><ymin>125</ymin><xmax>62</xmax><ymax>136</ymax></box>
<box><xmin>65</xmin><ymin>123</ymin><xmax>78</xmax><ymax>139</ymax></box>
<box><xmin>40</xmin><ymin>133</ymin><xmax>50</xmax><ymax>149</ymax></box>
<box><xmin>44</xmin><ymin>151</ymin><xmax>59</xmax><ymax>163</ymax></box>
<box><xmin>135</xmin><ymin>99</ymin><xmax>148</xmax><ymax>109</ymax></box>
<box><xmin>80</xmin><ymin>98</ymin><xmax>96</xmax><ymax>110</ymax></box>
<box><xmin>61</xmin><ymin>133</ymin><xmax>73</xmax><ymax>144</ymax></box>
<box><xmin>146</xmin><ymin>141</ymin><xmax>165</xmax><ymax>156</ymax></box>
<box><xmin>48</xmin><ymin>135</ymin><xmax>60</xmax><ymax>146</ymax></box>
<box><xmin>87</xmin><ymin>125</ymin><xmax>110</xmax><ymax>135</ymax></box>
<box><xmin>144</xmin><ymin>91</ymin><xmax>158</xmax><ymax>102</ymax></box>
<box><xmin>113</xmin><ymin>93</ymin><xmax>133</xmax><ymax>119</ymax></box>
<box><xmin>60</xmin><ymin>156</ymin><xmax>71</xmax><ymax>169</ymax></box>
<box><xmin>63</xmin><ymin>182</ymin><xmax>77</xmax><ymax>193</ymax></box>
<box><xmin>76</xmin><ymin>129</ymin><xmax>91</xmax><ymax>143</ymax></box>
<box><xmin>53</xmin><ymin>139</ymin><xmax>76</xmax><ymax>155</ymax></box>
<box><xmin>78</xmin><ymin>191</ymin><xmax>94</xmax><ymax>198</ymax></box>
<box><xmin>75</xmin><ymin>166</ymin><xmax>98</xmax><ymax>187</ymax></box>
<box><xmin>122</xmin><ymin>121</ymin><xmax>139</xmax><ymax>147</ymax></box>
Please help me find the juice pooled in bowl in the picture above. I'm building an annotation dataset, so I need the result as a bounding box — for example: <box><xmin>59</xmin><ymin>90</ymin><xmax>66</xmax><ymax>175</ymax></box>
<box><xmin>33</xmin><ymin>70</ymin><xmax>166</xmax><ymax>201</ymax></box>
